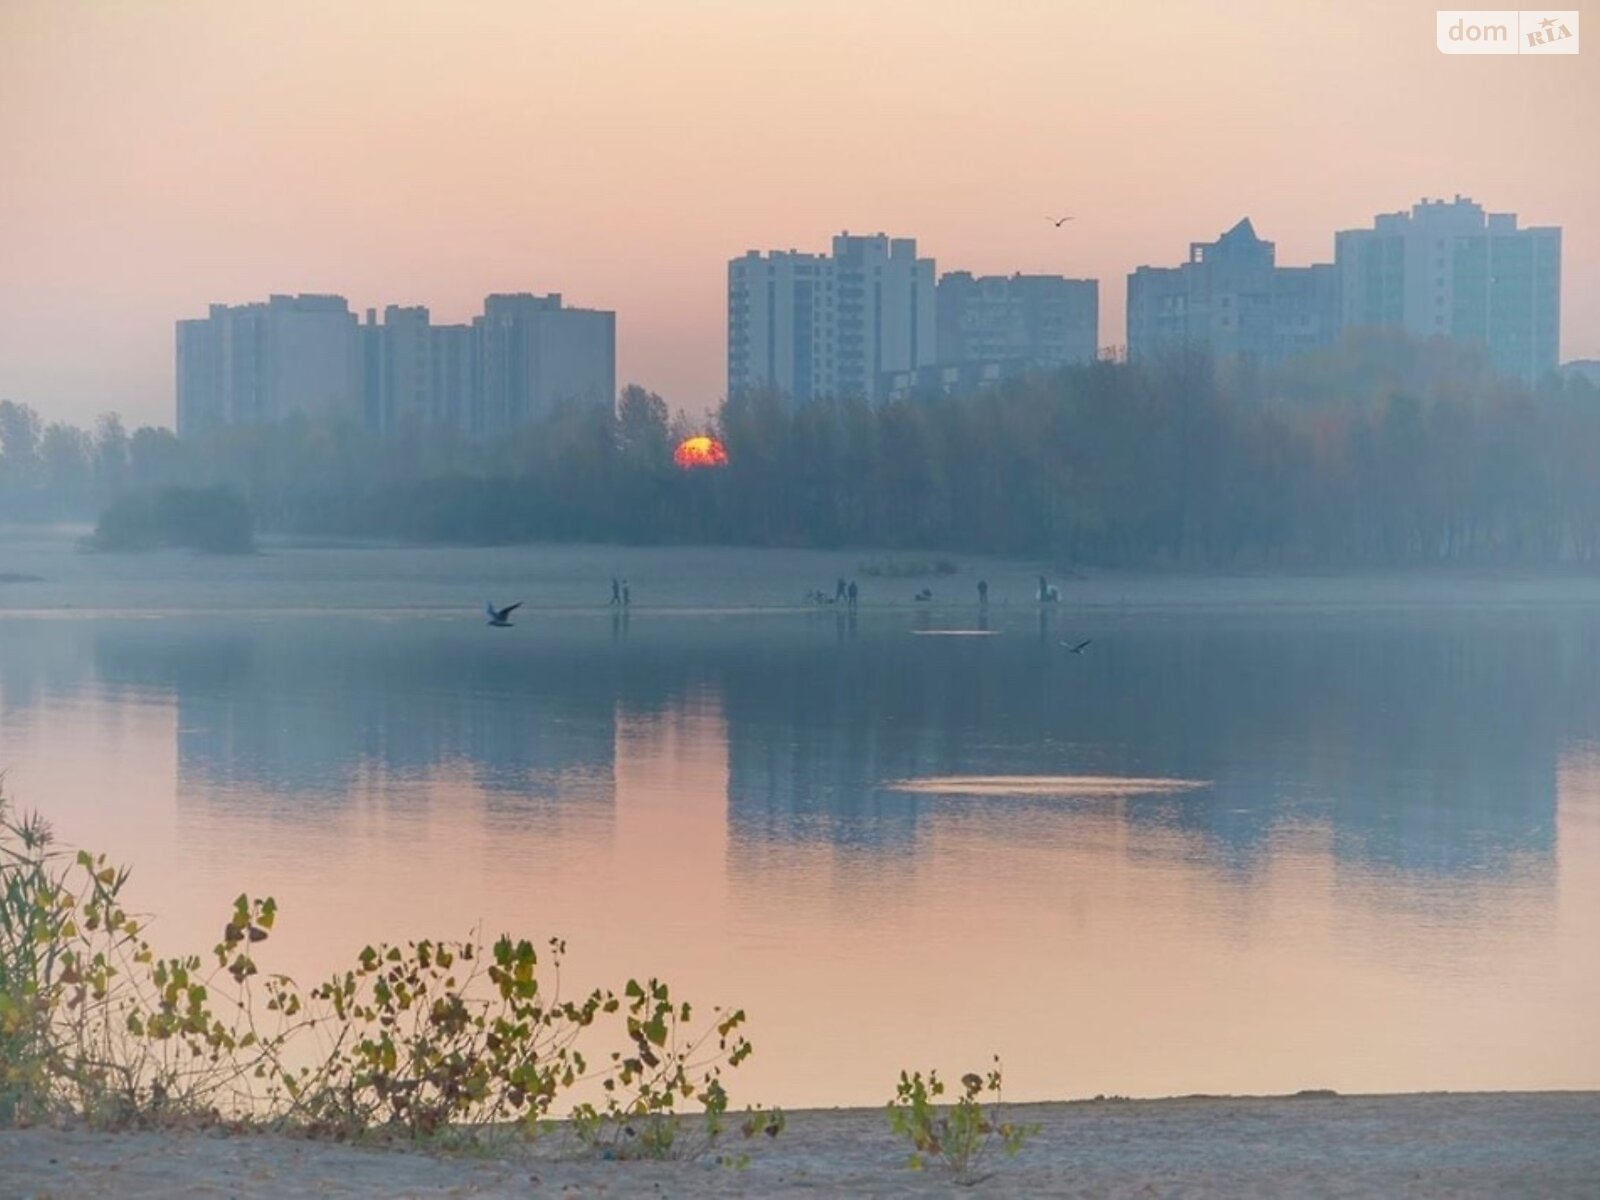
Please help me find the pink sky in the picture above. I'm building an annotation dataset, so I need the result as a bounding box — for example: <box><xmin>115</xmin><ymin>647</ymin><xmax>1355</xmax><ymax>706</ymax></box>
<box><xmin>1</xmin><ymin>0</ymin><xmax>1595</xmax><ymax>429</ymax></box>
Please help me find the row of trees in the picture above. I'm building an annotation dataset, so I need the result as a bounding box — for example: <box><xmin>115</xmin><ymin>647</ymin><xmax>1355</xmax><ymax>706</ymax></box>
<box><xmin>3</xmin><ymin>331</ymin><xmax>1598</xmax><ymax>565</ymax></box>
<box><xmin>0</xmin><ymin>403</ymin><xmax>188</xmax><ymax>519</ymax></box>
<box><xmin>660</xmin><ymin>340</ymin><xmax>1600</xmax><ymax>565</ymax></box>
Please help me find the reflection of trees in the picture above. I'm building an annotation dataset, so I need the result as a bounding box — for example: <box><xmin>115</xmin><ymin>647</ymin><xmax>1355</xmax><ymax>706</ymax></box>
<box><xmin>0</xmin><ymin>622</ymin><xmax>103</xmax><ymax>716</ymax></box>
<box><xmin>715</xmin><ymin>615</ymin><xmax>1581</xmax><ymax>881</ymax></box>
<box><xmin>37</xmin><ymin>611</ymin><xmax>1596</xmax><ymax>883</ymax></box>
<box><xmin>94</xmin><ymin>623</ymin><xmax>630</xmax><ymax>814</ymax></box>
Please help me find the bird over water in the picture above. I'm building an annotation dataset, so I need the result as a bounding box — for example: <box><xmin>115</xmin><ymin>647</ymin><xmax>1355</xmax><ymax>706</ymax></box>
<box><xmin>485</xmin><ymin>601</ymin><xmax>521</xmax><ymax>627</ymax></box>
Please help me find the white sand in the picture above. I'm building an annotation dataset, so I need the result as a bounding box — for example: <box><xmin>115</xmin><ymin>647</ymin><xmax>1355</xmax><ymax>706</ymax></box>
<box><xmin>4</xmin><ymin>1091</ymin><xmax>1597</xmax><ymax>1198</ymax></box>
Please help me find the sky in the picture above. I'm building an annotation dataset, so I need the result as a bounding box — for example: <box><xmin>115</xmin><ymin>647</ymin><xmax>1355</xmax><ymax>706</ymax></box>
<box><xmin>1</xmin><ymin>0</ymin><xmax>1596</xmax><ymax>430</ymax></box>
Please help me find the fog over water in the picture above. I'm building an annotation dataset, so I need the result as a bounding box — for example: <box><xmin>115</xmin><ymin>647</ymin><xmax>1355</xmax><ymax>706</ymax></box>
<box><xmin>2</xmin><ymin>531</ymin><xmax>1598</xmax><ymax>1106</ymax></box>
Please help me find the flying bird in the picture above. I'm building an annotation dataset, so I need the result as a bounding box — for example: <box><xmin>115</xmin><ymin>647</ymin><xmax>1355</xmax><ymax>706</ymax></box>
<box><xmin>485</xmin><ymin>600</ymin><xmax>522</xmax><ymax>627</ymax></box>
<box><xmin>1061</xmin><ymin>639</ymin><xmax>1092</xmax><ymax>654</ymax></box>
<box><xmin>1048</xmin><ymin>215</ymin><xmax>1075</xmax><ymax>227</ymax></box>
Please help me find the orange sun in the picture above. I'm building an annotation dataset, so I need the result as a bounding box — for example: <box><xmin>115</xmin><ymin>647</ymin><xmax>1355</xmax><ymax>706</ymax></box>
<box><xmin>674</xmin><ymin>435</ymin><xmax>729</xmax><ymax>470</ymax></box>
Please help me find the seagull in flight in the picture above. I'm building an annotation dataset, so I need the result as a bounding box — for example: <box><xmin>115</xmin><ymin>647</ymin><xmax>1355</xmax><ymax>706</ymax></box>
<box><xmin>1048</xmin><ymin>215</ymin><xmax>1075</xmax><ymax>227</ymax></box>
<box><xmin>1061</xmin><ymin>639</ymin><xmax>1092</xmax><ymax>654</ymax></box>
<box><xmin>485</xmin><ymin>600</ymin><xmax>522</xmax><ymax>627</ymax></box>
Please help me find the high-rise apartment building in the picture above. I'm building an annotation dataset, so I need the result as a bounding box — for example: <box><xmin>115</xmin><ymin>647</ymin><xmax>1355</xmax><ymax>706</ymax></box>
<box><xmin>375</xmin><ymin>305</ymin><xmax>432</xmax><ymax>434</ymax></box>
<box><xmin>1335</xmin><ymin>196</ymin><xmax>1560</xmax><ymax>383</ymax></box>
<box><xmin>1126</xmin><ymin>219</ymin><xmax>1338</xmax><ymax>365</ymax></box>
<box><xmin>475</xmin><ymin>294</ymin><xmax>616</xmax><ymax>436</ymax></box>
<box><xmin>176</xmin><ymin>294</ymin><xmax>361</xmax><ymax>437</ymax></box>
<box><xmin>726</xmin><ymin>251</ymin><xmax>835</xmax><ymax>405</ymax></box>
<box><xmin>831</xmin><ymin>234</ymin><xmax>936</xmax><ymax>402</ymax></box>
<box><xmin>177</xmin><ymin>292</ymin><xmax>614</xmax><ymax>440</ymax></box>
<box><xmin>936</xmin><ymin>272</ymin><xmax>1099</xmax><ymax>369</ymax></box>
<box><xmin>727</xmin><ymin>232</ymin><xmax>935</xmax><ymax>404</ymax></box>
<box><xmin>429</xmin><ymin>323</ymin><xmax>476</xmax><ymax>434</ymax></box>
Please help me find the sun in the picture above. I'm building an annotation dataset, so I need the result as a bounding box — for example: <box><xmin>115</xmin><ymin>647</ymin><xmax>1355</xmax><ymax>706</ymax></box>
<box><xmin>673</xmin><ymin>435</ymin><xmax>729</xmax><ymax>470</ymax></box>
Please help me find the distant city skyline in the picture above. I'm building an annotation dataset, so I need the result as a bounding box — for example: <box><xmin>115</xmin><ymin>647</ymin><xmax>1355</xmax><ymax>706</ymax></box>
<box><xmin>728</xmin><ymin>233</ymin><xmax>1100</xmax><ymax>406</ymax></box>
<box><xmin>2</xmin><ymin>0</ymin><xmax>1596</xmax><ymax>428</ymax></box>
<box><xmin>1126</xmin><ymin>197</ymin><xmax>1561</xmax><ymax>384</ymax></box>
<box><xmin>176</xmin><ymin>292</ymin><xmax>615</xmax><ymax>439</ymax></box>
<box><xmin>180</xmin><ymin>198</ymin><xmax>1561</xmax><ymax>437</ymax></box>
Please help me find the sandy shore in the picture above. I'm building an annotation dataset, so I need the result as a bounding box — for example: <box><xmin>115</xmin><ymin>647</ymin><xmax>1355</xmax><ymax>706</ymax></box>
<box><xmin>4</xmin><ymin>1091</ymin><xmax>1598</xmax><ymax>1198</ymax></box>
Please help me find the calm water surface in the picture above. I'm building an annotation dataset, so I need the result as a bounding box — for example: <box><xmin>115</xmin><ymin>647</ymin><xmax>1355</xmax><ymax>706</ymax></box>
<box><xmin>2</xmin><ymin>531</ymin><xmax>1598</xmax><ymax>1106</ymax></box>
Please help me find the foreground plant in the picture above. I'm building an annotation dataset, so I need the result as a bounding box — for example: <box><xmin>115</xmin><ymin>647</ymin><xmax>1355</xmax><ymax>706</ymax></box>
<box><xmin>886</xmin><ymin>1058</ymin><xmax>1037</xmax><ymax>1183</ymax></box>
<box><xmin>2</xmin><ymin>796</ymin><xmax>277</xmax><ymax>1127</ymax></box>
<box><xmin>1</xmin><ymin>801</ymin><xmax>65</xmax><ymax>1125</ymax></box>
<box><xmin>568</xmin><ymin>978</ymin><xmax>785</xmax><ymax>1163</ymax></box>
<box><xmin>0</xmin><ymin>789</ymin><xmax>767</xmax><ymax>1149</ymax></box>
<box><xmin>258</xmin><ymin>933</ymin><xmax>611</xmax><ymax>1141</ymax></box>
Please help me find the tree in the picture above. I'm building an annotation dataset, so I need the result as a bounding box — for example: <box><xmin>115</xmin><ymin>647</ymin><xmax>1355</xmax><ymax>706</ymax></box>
<box><xmin>94</xmin><ymin>413</ymin><xmax>130</xmax><ymax>497</ymax></box>
<box><xmin>617</xmin><ymin>385</ymin><xmax>671</xmax><ymax>466</ymax></box>
<box><xmin>0</xmin><ymin>399</ymin><xmax>43</xmax><ymax>487</ymax></box>
<box><xmin>128</xmin><ymin>426</ymin><xmax>188</xmax><ymax>491</ymax></box>
<box><xmin>40</xmin><ymin>422</ymin><xmax>94</xmax><ymax>508</ymax></box>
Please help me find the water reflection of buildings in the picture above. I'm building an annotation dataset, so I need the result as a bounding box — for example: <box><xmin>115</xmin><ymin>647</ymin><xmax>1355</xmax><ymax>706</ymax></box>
<box><xmin>715</xmin><ymin>618</ymin><xmax>1576</xmax><ymax>885</ymax></box>
<box><xmin>53</xmin><ymin>611</ymin><xmax>1600</xmax><ymax>890</ymax></box>
<box><xmin>1</xmin><ymin>620</ymin><xmax>118</xmax><ymax>715</ymax></box>
<box><xmin>612</xmin><ymin>689</ymin><xmax>730</xmax><ymax>932</ymax></box>
<box><xmin>8</xmin><ymin>612</ymin><xmax>1594</xmax><ymax>1102</ymax></box>
<box><xmin>91</xmin><ymin>622</ymin><xmax>624</xmax><ymax>820</ymax></box>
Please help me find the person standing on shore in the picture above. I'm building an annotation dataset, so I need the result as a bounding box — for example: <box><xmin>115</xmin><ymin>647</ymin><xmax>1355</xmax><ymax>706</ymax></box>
<box><xmin>610</xmin><ymin>577</ymin><xmax>621</xmax><ymax>606</ymax></box>
<box><xmin>978</xmin><ymin>579</ymin><xmax>989</xmax><ymax>606</ymax></box>
<box><xmin>847</xmin><ymin>580</ymin><xmax>858</xmax><ymax>608</ymax></box>
<box><xmin>622</xmin><ymin>580</ymin><xmax>631</xmax><ymax>607</ymax></box>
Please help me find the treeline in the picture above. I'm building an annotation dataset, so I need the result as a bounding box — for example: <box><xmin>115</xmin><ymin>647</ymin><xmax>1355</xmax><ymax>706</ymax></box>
<box><xmin>0</xmin><ymin>405</ymin><xmax>184</xmax><ymax>520</ymax></box>
<box><xmin>4</xmin><ymin>331</ymin><xmax>1599</xmax><ymax>565</ymax></box>
<box><xmin>681</xmin><ymin>336</ymin><xmax>1600</xmax><ymax>565</ymax></box>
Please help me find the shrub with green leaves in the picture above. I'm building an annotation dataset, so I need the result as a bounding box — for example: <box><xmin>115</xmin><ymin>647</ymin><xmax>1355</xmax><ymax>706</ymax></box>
<box><xmin>3</xmin><ymin>797</ymin><xmax>311</xmax><ymax>1128</ymax></box>
<box><xmin>262</xmin><ymin>933</ymin><xmax>615</xmax><ymax>1141</ymax></box>
<box><xmin>886</xmin><ymin>1058</ymin><xmax>1038</xmax><ymax>1183</ymax></box>
<box><xmin>0</xmin><ymin>788</ymin><xmax>769</xmax><ymax>1154</ymax></box>
<box><xmin>567</xmin><ymin>978</ymin><xmax>783</xmax><ymax>1162</ymax></box>
<box><xmin>1</xmin><ymin>801</ymin><xmax>63</xmax><ymax>1125</ymax></box>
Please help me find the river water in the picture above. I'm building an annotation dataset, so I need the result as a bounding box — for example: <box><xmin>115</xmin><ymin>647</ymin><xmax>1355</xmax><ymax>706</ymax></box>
<box><xmin>2</xmin><ymin>530</ymin><xmax>1597</xmax><ymax>1107</ymax></box>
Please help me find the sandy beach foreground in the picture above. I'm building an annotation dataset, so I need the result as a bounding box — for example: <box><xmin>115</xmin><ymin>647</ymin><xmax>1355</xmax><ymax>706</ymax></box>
<box><xmin>4</xmin><ymin>1091</ymin><xmax>1598</xmax><ymax>1199</ymax></box>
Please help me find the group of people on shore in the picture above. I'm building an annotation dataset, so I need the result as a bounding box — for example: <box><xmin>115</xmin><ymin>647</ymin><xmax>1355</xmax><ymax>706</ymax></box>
<box><xmin>912</xmin><ymin>576</ymin><xmax>1053</xmax><ymax>604</ymax></box>
<box><xmin>806</xmin><ymin>577</ymin><xmax>860</xmax><ymax>607</ymax></box>
<box><xmin>811</xmin><ymin>575</ymin><xmax>1059</xmax><ymax>606</ymax></box>
<box><xmin>607</xmin><ymin>573</ymin><xmax>1062</xmax><ymax>608</ymax></box>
